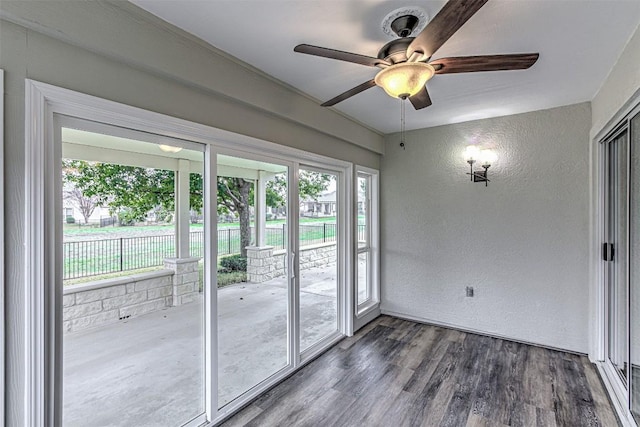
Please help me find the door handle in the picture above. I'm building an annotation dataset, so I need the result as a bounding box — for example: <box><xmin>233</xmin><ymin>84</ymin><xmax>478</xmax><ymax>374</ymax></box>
<box><xmin>290</xmin><ymin>251</ymin><xmax>296</xmax><ymax>279</ymax></box>
<box><xmin>602</xmin><ymin>243</ymin><xmax>615</xmax><ymax>261</ymax></box>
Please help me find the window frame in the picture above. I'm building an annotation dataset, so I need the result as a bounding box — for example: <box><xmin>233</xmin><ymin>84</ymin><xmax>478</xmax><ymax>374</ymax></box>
<box><xmin>355</xmin><ymin>166</ymin><xmax>380</xmax><ymax>317</ymax></box>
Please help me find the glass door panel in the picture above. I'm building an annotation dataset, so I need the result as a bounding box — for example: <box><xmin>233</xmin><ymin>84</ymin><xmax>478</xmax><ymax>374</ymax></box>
<box><xmin>630</xmin><ymin>112</ymin><xmax>640</xmax><ymax>422</ymax></box>
<box><xmin>216</xmin><ymin>153</ymin><xmax>290</xmax><ymax>408</ymax></box>
<box><xmin>299</xmin><ymin>168</ymin><xmax>339</xmax><ymax>351</ymax></box>
<box><xmin>607</xmin><ymin>131</ymin><xmax>629</xmax><ymax>384</ymax></box>
<box><xmin>61</xmin><ymin>124</ymin><xmax>206</xmax><ymax>426</ymax></box>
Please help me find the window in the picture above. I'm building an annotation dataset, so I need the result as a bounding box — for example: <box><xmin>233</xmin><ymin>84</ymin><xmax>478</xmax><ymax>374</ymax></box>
<box><xmin>356</xmin><ymin>167</ymin><xmax>379</xmax><ymax>314</ymax></box>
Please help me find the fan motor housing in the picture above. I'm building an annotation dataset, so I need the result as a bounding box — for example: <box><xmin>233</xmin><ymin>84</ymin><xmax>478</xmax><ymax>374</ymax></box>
<box><xmin>377</xmin><ymin>37</ymin><xmax>414</xmax><ymax>64</ymax></box>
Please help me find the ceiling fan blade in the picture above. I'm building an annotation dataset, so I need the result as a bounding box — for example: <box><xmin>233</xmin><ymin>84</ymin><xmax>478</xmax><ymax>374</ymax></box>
<box><xmin>321</xmin><ymin>79</ymin><xmax>377</xmax><ymax>107</ymax></box>
<box><xmin>431</xmin><ymin>54</ymin><xmax>540</xmax><ymax>74</ymax></box>
<box><xmin>294</xmin><ymin>44</ymin><xmax>390</xmax><ymax>67</ymax></box>
<box><xmin>409</xmin><ymin>86</ymin><xmax>432</xmax><ymax>110</ymax></box>
<box><xmin>407</xmin><ymin>0</ymin><xmax>489</xmax><ymax>61</ymax></box>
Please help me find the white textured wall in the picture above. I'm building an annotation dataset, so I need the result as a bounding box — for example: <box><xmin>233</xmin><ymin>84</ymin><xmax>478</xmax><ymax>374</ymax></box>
<box><xmin>591</xmin><ymin>21</ymin><xmax>640</xmax><ymax>137</ymax></box>
<box><xmin>381</xmin><ymin>103</ymin><xmax>591</xmax><ymax>353</ymax></box>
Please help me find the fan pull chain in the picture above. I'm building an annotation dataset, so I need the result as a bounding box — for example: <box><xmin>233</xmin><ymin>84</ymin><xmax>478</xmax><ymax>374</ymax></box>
<box><xmin>400</xmin><ymin>98</ymin><xmax>406</xmax><ymax>150</ymax></box>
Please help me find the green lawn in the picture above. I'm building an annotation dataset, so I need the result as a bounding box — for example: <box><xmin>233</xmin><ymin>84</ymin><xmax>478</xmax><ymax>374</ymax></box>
<box><xmin>64</xmin><ymin>216</ymin><xmax>341</xmax><ymax>236</ymax></box>
<box><xmin>63</xmin><ymin>217</ymin><xmax>365</xmax><ymax>282</ymax></box>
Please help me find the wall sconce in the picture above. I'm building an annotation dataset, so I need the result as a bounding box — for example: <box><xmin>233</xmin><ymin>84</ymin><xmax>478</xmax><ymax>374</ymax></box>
<box><xmin>464</xmin><ymin>145</ymin><xmax>496</xmax><ymax>187</ymax></box>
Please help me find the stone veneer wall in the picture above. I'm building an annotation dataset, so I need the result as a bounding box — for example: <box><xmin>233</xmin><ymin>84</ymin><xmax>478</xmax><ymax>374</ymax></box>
<box><xmin>63</xmin><ymin>270</ymin><xmax>174</xmax><ymax>332</ymax></box>
<box><xmin>246</xmin><ymin>242</ymin><xmax>336</xmax><ymax>283</ymax></box>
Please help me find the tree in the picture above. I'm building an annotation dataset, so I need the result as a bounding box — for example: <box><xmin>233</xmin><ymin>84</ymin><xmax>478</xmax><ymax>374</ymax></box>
<box><xmin>63</xmin><ymin>159</ymin><xmax>331</xmax><ymax>258</ymax></box>
<box><xmin>217</xmin><ymin>177</ymin><xmax>253</xmax><ymax>257</ymax></box>
<box><xmin>63</xmin><ymin>187</ymin><xmax>99</xmax><ymax>224</ymax></box>
<box><xmin>217</xmin><ymin>172</ymin><xmax>330</xmax><ymax>257</ymax></box>
<box><xmin>62</xmin><ymin>160</ymin><xmax>203</xmax><ymax>222</ymax></box>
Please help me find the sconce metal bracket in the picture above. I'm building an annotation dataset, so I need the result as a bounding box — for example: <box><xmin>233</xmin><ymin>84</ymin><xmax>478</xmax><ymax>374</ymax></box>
<box><xmin>466</xmin><ymin>169</ymin><xmax>490</xmax><ymax>186</ymax></box>
<box><xmin>471</xmin><ymin>170</ymin><xmax>488</xmax><ymax>183</ymax></box>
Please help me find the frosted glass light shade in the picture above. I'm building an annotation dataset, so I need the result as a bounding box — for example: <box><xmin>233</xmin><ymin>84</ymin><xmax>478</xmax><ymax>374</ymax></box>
<box><xmin>159</xmin><ymin>144</ymin><xmax>183</xmax><ymax>153</ymax></box>
<box><xmin>463</xmin><ymin>145</ymin><xmax>480</xmax><ymax>162</ymax></box>
<box><xmin>374</xmin><ymin>62</ymin><xmax>435</xmax><ymax>99</ymax></box>
<box><xmin>480</xmin><ymin>149</ymin><xmax>497</xmax><ymax>166</ymax></box>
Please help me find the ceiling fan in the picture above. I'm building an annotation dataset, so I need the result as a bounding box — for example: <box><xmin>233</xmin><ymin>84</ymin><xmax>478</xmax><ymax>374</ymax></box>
<box><xmin>293</xmin><ymin>0</ymin><xmax>539</xmax><ymax>110</ymax></box>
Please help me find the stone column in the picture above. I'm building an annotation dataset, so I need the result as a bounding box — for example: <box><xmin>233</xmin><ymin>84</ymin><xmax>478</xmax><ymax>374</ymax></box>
<box><xmin>246</xmin><ymin>246</ymin><xmax>276</xmax><ymax>283</ymax></box>
<box><xmin>164</xmin><ymin>257</ymin><xmax>200</xmax><ymax>306</ymax></box>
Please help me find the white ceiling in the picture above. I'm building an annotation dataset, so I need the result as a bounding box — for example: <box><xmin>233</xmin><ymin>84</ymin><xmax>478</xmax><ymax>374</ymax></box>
<box><xmin>131</xmin><ymin>0</ymin><xmax>640</xmax><ymax>134</ymax></box>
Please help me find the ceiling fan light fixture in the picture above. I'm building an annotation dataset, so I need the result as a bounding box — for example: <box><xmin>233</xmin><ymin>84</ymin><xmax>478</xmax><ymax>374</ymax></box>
<box><xmin>374</xmin><ymin>62</ymin><xmax>435</xmax><ymax>99</ymax></box>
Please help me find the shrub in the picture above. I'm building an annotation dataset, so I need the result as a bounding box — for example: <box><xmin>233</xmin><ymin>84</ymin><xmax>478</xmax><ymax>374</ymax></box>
<box><xmin>66</xmin><ymin>216</ymin><xmax>76</xmax><ymax>224</ymax></box>
<box><xmin>117</xmin><ymin>209</ymin><xmax>137</xmax><ymax>226</ymax></box>
<box><xmin>219</xmin><ymin>255</ymin><xmax>247</xmax><ymax>272</ymax></box>
<box><xmin>217</xmin><ymin>271</ymin><xmax>247</xmax><ymax>287</ymax></box>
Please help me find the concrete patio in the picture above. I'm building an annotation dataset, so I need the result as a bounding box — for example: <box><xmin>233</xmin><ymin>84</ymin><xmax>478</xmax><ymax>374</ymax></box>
<box><xmin>63</xmin><ymin>264</ymin><xmax>338</xmax><ymax>427</ymax></box>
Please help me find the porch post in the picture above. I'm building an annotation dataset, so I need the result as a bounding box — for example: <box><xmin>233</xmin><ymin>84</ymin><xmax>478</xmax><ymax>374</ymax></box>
<box><xmin>255</xmin><ymin>170</ymin><xmax>268</xmax><ymax>247</ymax></box>
<box><xmin>176</xmin><ymin>159</ymin><xmax>190</xmax><ymax>258</ymax></box>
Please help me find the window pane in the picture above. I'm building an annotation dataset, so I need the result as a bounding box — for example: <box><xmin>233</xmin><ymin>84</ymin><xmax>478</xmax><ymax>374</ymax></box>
<box><xmin>62</xmin><ymin>130</ymin><xmax>205</xmax><ymax>426</ymax></box>
<box><xmin>299</xmin><ymin>170</ymin><xmax>338</xmax><ymax>351</ymax></box>
<box><xmin>357</xmin><ymin>175</ymin><xmax>368</xmax><ymax>250</ymax></box>
<box><xmin>608</xmin><ymin>133</ymin><xmax>628</xmax><ymax>384</ymax></box>
<box><xmin>357</xmin><ymin>251</ymin><xmax>369</xmax><ymax>305</ymax></box>
<box><xmin>217</xmin><ymin>155</ymin><xmax>289</xmax><ymax>408</ymax></box>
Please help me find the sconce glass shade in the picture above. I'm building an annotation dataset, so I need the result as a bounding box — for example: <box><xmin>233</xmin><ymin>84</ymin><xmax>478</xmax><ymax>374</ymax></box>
<box><xmin>463</xmin><ymin>145</ymin><xmax>480</xmax><ymax>162</ymax></box>
<box><xmin>374</xmin><ymin>62</ymin><xmax>435</xmax><ymax>99</ymax></box>
<box><xmin>479</xmin><ymin>149</ymin><xmax>496</xmax><ymax>166</ymax></box>
<box><xmin>159</xmin><ymin>144</ymin><xmax>183</xmax><ymax>153</ymax></box>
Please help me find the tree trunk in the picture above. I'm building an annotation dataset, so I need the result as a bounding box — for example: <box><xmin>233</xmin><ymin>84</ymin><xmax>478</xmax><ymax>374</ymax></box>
<box><xmin>235</xmin><ymin>179</ymin><xmax>253</xmax><ymax>258</ymax></box>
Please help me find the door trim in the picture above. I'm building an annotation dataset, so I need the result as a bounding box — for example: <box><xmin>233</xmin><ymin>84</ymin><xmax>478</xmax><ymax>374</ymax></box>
<box><xmin>24</xmin><ymin>79</ymin><xmax>355</xmax><ymax>426</ymax></box>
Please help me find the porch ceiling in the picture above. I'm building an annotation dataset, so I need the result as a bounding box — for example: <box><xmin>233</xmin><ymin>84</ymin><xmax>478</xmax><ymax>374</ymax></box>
<box><xmin>61</xmin><ymin>128</ymin><xmax>287</xmax><ymax>179</ymax></box>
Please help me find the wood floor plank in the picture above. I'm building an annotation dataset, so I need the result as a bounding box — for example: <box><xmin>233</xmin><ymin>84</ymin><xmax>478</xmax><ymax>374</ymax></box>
<box><xmin>440</xmin><ymin>334</ymin><xmax>493</xmax><ymax>427</ymax></box>
<box><xmin>522</xmin><ymin>345</ymin><xmax>554</xmax><ymax>410</ymax></box>
<box><xmin>219</xmin><ymin>404</ymin><xmax>263</xmax><ymax>427</ymax></box>
<box><xmin>403</xmin><ymin>328</ymin><xmax>452</xmax><ymax>394</ymax></box>
<box><xmin>535</xmin><ymin>406</ymin><xmax>558</xmax><ymax>427</ymax></box>
<box><xmin>222</xmin><ymin>317</ymin><xmax>621</xmax><ymax>427</ymax></box>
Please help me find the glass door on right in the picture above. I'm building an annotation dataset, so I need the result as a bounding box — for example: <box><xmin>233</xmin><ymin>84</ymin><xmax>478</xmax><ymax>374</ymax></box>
<box><xmin>605</xmin><ymin>128</ymin><xmax>629</xmax><ymax>385</ymax></box>
<box><xmin>604</xmin><ymin>110</ymin><xmax>640</xmax><ymax>423</ymax></box>
<box><xmin>630</xmin><ymin>112</ymin><xmax>640</xmax><ymax>422</ymax></box>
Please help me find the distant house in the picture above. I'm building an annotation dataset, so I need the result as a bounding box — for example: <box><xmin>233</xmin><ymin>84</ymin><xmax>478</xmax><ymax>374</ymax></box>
<box><xmin>300</xmin><ymin>187</ymin><xmax>366</xmax><ymax>217</ymax></box>
<box><xmin>300</xmin><ymin>190</ymin><xmax>336</xmax><ymax>217</ymax></box>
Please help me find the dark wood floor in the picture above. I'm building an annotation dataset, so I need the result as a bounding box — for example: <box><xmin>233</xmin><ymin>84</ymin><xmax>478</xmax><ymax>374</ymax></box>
<box><xmin>221</xmin><ymin>316</ymin><xmax>619</xmax><ymax>426</ymax></box>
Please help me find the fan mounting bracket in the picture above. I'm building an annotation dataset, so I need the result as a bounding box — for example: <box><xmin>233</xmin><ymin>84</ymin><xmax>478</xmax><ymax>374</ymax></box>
<box><xmin>381</xmin><ymin>7</ymin><xmax>428</xmax><ymax>38</ymax></box>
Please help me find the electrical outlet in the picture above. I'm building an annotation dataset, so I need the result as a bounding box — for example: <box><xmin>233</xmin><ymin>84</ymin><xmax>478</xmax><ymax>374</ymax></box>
<box><xmin>466</xmin><ymin>286</ymin><xmax>474</xmax><ymax>297</ymax></box>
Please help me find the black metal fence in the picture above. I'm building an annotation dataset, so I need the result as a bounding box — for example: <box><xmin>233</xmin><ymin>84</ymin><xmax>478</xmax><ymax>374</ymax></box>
<box><xmin>64</xmin><ymin>223</ymin><xmax>366</xmax><ymax>280</ymax></box>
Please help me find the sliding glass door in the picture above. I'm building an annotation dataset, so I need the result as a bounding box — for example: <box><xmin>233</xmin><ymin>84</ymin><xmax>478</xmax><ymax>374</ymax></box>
<box><xmin>601</xmin><ymin>107</ymin><xmax>640</xmax><ymax>423</ymax></box>
<box><xmin>299</xmin><ymin>167</ymin><xmax>339</xmax><ymax>352</ymax></box>
<box><xmin>630</xmin><ymin>112</ymin><xmax>640</xmax><ymax>422</ymax></box>
<box><xmin>59</xmin><ymin>118</ymin><xmax>207</xmax><ymax>427</ymax></box>
<box><xmin>605</xmin><ymin>128</ymin><xmax>629</xmax><ymax>384</ymax></box>
<box><xmin>216</xmin><ymin>152</ymin><xmax>292</xmax><ymax>408</ymax></box>
<box><xmin>214</xmin><ymin>152</ymin><xmax>346</xmax><ymax>414</ymax></box>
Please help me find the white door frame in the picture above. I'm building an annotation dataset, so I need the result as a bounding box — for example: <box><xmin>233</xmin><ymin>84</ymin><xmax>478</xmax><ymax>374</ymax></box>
<box><xmin>0</xmin><ymin>68</ymin><xmax>5</xmax><ymax>427</ymax></box>
<box><xmin>24</xmin><ymin>79</ymin><xmax>354</xmax><ymax>426</ymax></box>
